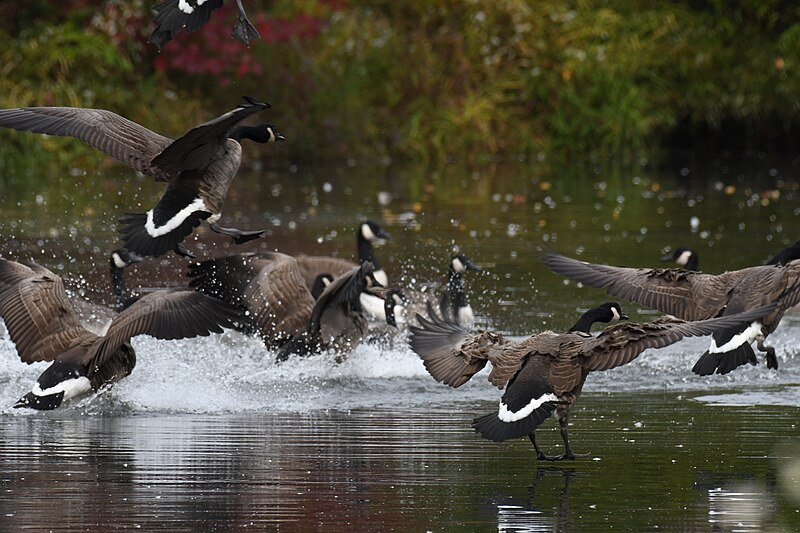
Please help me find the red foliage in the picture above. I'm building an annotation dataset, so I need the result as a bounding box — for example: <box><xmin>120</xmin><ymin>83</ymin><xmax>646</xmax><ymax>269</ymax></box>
<box><xmin>153</xmin><ymin>3</ymin><xmax>340</xmax><ymax>86</ymax></box>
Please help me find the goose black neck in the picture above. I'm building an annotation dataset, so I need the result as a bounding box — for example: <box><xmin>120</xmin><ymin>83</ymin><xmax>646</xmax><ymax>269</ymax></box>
<box><xmin>384</xmin><ymin>298</ymin><xmax>397</xmax><ymax>327</ymax></box>
<box><xmin>110</xmin><ymin>262</ymin><xmax>130</xmax><ymax>310</ymax></box>
<box><xmin>229</xmin><ymin>125</ymin><xmax>270</xmax><ymax>143</ymax></box>
<box><xmin>684</xmin><ymin>254</ymin><xmax>700</xmax><ymax>271</ymax></box>
<box><xmin>568</xmin><ymin>308</ymin><xmax>610</xmax><ymax>334</ymax></box>
<box><xmin>447</xmin><ymin>272</ymin><xmax>469</xmax><ymax>308</ymax></box>
<box><xmin>357</xmin><ymin>234</ymin><xmax>379</xmax><ymax>269</ymax></box>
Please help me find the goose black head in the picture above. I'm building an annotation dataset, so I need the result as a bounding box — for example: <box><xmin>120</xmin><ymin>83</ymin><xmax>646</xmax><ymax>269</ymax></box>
<box><xmin>360</xmin><ymin>220</ymin><xmax>391</xmax><ymax>243</ymax></box>
<box><xmin>660</xmin><ymin>247</ymin><xmax>699</xmax><ymax>271</ymax></box>
<box><xmin>766</xmin><ymin>240</ymin><xmax>800</xmax><ymax>266</ymax></box>
<box><xmin>451</xmin><ymin>254</ymin><xmax>481</xmax><ymax>274</ymax></box>
<box><xmin>568</xmin><ymin>302</ymin><xmax>628</xmax><ymax>333</ymax></box>
<box><xmin>110</xmin><ymin>248</ymin><xmax>144</xmax><ymax>270</ymax></box>
<box><xmin>311</xmin><ymin>273</ymin><xmax>334</xmax><ymax>300</ymax></box>
<box><xmin>230</xmin><ymin>123</ymin><xmax>285</xmax><ymax>143</ymax></box>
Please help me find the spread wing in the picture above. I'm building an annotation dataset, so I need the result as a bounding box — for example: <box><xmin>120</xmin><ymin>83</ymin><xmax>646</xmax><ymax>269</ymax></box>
<box><xmin>88</xmin><ymin>289</ymin><xmax>242</xmax><ymax>368</ymax></box>
<box><xmin>149</xmin><ymin>0</ymin><xmax>226</xmax><ymax>49</ymax></box>
<box><xmin>307</xmin><ymin>261</ymin><xmax>380</xmax><ymax>334</ymax></box>
<box><xmin>294</xmin><ymin>255</ymin><xmax>358</xmax><ymax>290</ymax></box>
<box><xmin>0</xmin><ymin>107</ymin><xmax>172</xmax><ymax>176</ymax></box>
<box><xmin>579</xmin><ymin>303</ymin><xmax>778</xmax><ymax>371</ymax></box>
<box><xmin>246</xmin><ymin>253</ymin><xmax>316</xmax><ymax>343</ymax></box>
<box><xmin>538</xmin><ymin>248</ymin><xmax>729</xmax><ymax>320</ymax></box>
<box><xmin>0</xmin><ymin>259</ymin><xmax>93</xmax><ymax>362</ymax></box>
<box><xmin>150</xmin><ymin>97</ymin><xmax>269</xmax><ymax>174</ymax></box>
<box><xmin>408</xmin><ymin>304</ymin><xmax>508</xmax><ymax>388</ymax></box>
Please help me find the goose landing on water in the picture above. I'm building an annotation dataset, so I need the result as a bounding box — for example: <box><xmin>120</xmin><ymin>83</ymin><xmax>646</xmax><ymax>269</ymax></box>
<box><xmin>409</xmin><ymin>302</ymin><xmax>776</xmax><ymax>460</ymax></box>
<box><xmin>188</xmin><ymin>253</ymin><xmax>387</xmax><ymax>362</ymax></box>
<box><xmin>0</xmin><ymin>97</ymin><xmax>284</xmax><ymax>259</ymax></box>
<box><xmin>539</xmin><ymin>247</ymin><xmax>800</xmax><ymax>375</ymax></box>
<box><xmin>0</xmin><ymin>258</ymin><xmax>241</xmax><ymax>410</ymax></box>
<box><xmin>149</xmin><ymin>0</ymin><xmax>260</xmax><ymax>49</ymax></box>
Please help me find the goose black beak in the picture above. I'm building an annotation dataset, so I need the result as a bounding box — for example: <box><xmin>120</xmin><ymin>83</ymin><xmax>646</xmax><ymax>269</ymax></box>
<box><xmin>620</xmin><ymin>313</ymin><xmax>630</xmax><ymax>321</ymax></box>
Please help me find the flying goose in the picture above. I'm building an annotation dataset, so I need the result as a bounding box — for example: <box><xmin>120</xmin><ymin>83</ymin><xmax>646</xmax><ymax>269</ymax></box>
<box><xmin>149</xmin><ymin>0</ymin><xmax>259</xmax><ymax>49</ymax></box>
<box><xmin>295</xmin><ymin>220</ymin><xmax>391</xmax><ymax>289</ymax></box>
<box><xmin>0</xmin><ymin>97</ymin><xmax>284</xmax><ymax>259</ymax></box>
<box><xmin>409</xmin><ymin>302</ymin><xmax>776</xmax><ymax>460</ymax></box>
<box><xmin>0</xmin><ymin>258</ymin><xmax>241</xmax><ymax>410</ymax></box>
<box><xmin>539</xmin><ymin>248</ymin><xmax>800</xmax><ymax>375</ymax></box>
<box><xmin>187</xmin><ymin>252</ymin><xmax>383</xmax><ymax>361</ymax></box>
<box><xmin>660</xmin><ymin>247</ymin><xmax>699</xmax><ymax>271</ymax></box>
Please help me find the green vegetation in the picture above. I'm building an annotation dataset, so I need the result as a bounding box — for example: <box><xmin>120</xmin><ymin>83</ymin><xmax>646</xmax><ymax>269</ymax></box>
<box><xmin>0</xmin><ymin>0</ymin><xmax>798</xmax><ymax>176</ymax></box>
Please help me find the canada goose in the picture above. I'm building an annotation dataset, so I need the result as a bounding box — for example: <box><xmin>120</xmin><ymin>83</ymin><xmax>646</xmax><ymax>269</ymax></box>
<box><xmin>149</xmin><ymin>0</ymin><xmax>259</xmax><ymax>49</ymax></box>
<box><xmin>439</xmin><ymin>254</ymin><xmax>482</xmax><ymax>327</ymax></box>
<box><xmin>409</xmin><ymin>302</ymin><xmax>776</xmax><ymax>460</ymax></box>
<box><xmin>0</xmin><ymin>258</ymin><xmax>241</xmax><ymax>410</ymax></box>
<box><xmin>0</xmin><ymin>97</ymin><xmax>284</xmax><ymax>258</ymax></box>
<box><xmin>295</xmin><ymin>220</ymin><xmax>391</xmax><ymax>289</ymax></box>
<box><xmin>109</xmin><ymin>248</ymin><xmax>144</xmax><ymax>311</ymax></box>
<box><xmin>660</xmin><ymin>247</ymin><xmax>699</xmax><ymax>271</ymax></box>
<box><xmin>187</xmin><ymin>253</ymin><xmax>382</xmax><ymax>361</ymax></box>
<box><xmin>539</xmin><ymin>248</ymin><xmax>800</xmax><ymax>375</ymax></box>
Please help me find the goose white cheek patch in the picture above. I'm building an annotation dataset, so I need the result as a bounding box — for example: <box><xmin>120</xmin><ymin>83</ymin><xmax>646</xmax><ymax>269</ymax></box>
<box><xmin>498</xmin><ymin>393</ymin><xmax>559</xmax><ymax>422</ymax></box>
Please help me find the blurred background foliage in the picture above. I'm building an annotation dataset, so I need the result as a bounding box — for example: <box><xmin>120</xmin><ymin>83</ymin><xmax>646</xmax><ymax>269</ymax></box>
<box><xmin>0</xmin><ymin>0</ymin><xmax>797</xmax><ymax>176</ymax></box>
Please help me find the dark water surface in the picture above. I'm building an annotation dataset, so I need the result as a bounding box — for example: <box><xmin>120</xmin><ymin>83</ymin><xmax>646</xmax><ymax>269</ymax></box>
<box><xmin>1</xmin><ymin>157</ymin><xmax>800</xmax><ymax>530</ymax></box>
<box><xmin>1</xmin><ymin>395</ymin><xmax>798</xmax><ymax>531</ymax></box>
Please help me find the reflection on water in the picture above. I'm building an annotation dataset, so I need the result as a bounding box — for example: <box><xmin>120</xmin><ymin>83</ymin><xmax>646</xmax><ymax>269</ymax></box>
<box><xmin>0</xmin><ymin>395</ymin><xmax>798</xmax><ymax>531</ymax></box>
<box><xmin>1</xmin><ymin>159</ymin><xmax>800</xmax><ymax>530</ymax></box>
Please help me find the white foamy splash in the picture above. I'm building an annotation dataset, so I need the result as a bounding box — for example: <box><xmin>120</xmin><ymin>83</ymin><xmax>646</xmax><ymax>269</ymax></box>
<box><xmin>2</xmin><ymin>316</ymin><xmax>800</xmax><ymax>414</ymax></box>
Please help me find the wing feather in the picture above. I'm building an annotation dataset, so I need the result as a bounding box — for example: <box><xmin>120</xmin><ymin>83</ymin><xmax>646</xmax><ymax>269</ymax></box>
<box><xmin>0</xmin><ymin>107</ymin><xmax>172</xmax><ymax>176</ymax></box>
<box><xmin>0</xmin><ymin>259</ymin><xmax>92</xmax><ymax>362</ymax></box>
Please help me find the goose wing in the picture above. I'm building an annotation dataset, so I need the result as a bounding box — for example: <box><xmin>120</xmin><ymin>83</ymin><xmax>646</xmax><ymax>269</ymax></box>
<box><xmin>294</xmin><ymin>255</ymin><xmax>358</xmax><ymax>290</ymax></box>
<box><xmin>88</xmin><ymin>289</ymin><xmax>242</xmax><ymax>368</ymax></box>
<box><xmin>246</xmin><ymin>253</ymin><xmax>316</xmax><ymax>342</ymax></box>
<box><xmin>149</xmin><ymin>0</ymin><xmax>225</xmax><ymax>49</ymax></box>
<box><xmin>538</xmin><ymin>248</ymin><xmax>729</xmax><ymax>320</ymax></box>
<box><xmin>0</xmin><ymin>107</ymin><xmax>172</xmax><ymax>177</ymax></box>
<box><xmin>0</xmin><ymin>259</ymin><xmax>93</xmax><ymax>363</ymax></box>
<box><xmin>578</xmin><ymin>303</ymin><xmax>778</xmax><ymax>371</ymax></box>
<box><xmin>307</xmin><ymin>263</ymin><xmax>370</xmax><ymax>332</ymax></box>
<box><xmin>150</xmin><ymin>97</ymin><xmax>269</xmax><ymax>175</ymax></box>
<box><xmin>409</xmin><ymin>304</ymin><xmax>511</xmax><ymax>388</ymax></box>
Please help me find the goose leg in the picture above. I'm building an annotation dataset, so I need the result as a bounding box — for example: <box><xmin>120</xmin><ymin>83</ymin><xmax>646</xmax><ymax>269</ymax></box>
<box><xmin>560</xmin><ymin>421</ymin><xmax>590</xmax><ymax>460</ymax></box>
<box><xmin>209</xmin><ymin>223</ymin><xmax>265</xmax><ymax>245</ymax></box>
<box><xmin>756</xmin><ymin>338</ymin><xmax>779</xmax><ymax>370</ymax></box>
<box><xmin>529</xmin><ymin>432</ymin><xmax>553</xmax><ymax>461</ymax></box>
<box><xmin>231</xmin><ymin>0</ymin><xmax>260</xmax><ymax>45</ymax></box>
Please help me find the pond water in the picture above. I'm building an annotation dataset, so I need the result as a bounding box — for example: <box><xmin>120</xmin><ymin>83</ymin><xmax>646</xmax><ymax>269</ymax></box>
<box><xmin>1</xmin><ymin>155</ymin><xmax>800</xmax><ymax>530</ymax></box>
